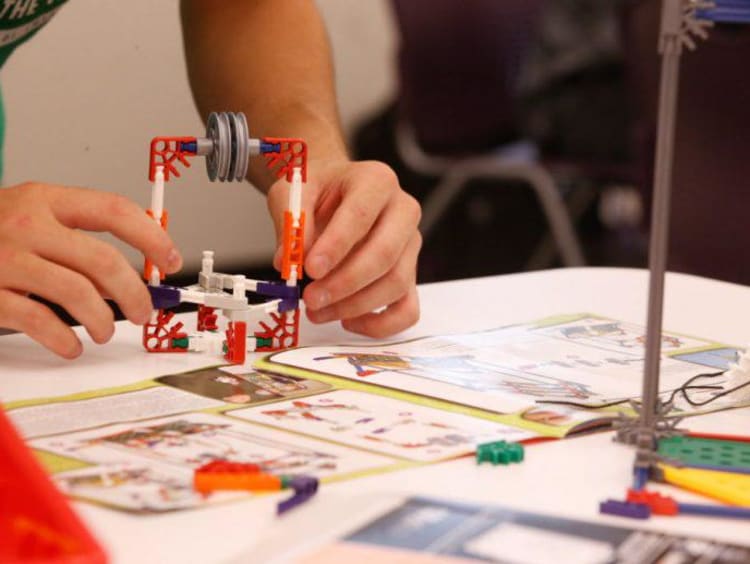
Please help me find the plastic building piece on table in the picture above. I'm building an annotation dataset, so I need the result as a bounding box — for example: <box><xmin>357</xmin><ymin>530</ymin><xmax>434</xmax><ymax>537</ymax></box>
<box><xmin>599</xmin><ymin>499</ymin><xmax>651</xmax><ymax>520</ymax></box>
<box><xmin>658</xmin><ymin>435</ymin><xmax>750</xmax><ymax>473</ymax></box>
<box><xmin>193</xmin><ymin>460</ymin><xmax>283</xmax><ymax>494</ymax></box>
<box><xmin>142</xmin><ymin>112</ymin><xmax>308</xmax><ymax>364</ymax></box>
<box><xmin>476</xmin><ymin>441</ymin><xmax>524</xmax><ymax>465</ymax></box>
<box><xmin>0</xmin><ymin>407</ymin><xmax>107</xmax><ymax>563</ymax></box>
<box><xmin>626</xmin><ymin>489</ymin><xmax>679</xmax><ymax>516</ymax></box>
<box><xmin>679</xmin><ymin>502</ymin><xmax>750</xmax><ymax>519</ymax></box>
<box><xmin>277</xmin><ymin>475</ymin><xmax>319</xmax><ymax>516</ymax></box>
<box><xmin>659</xmin><ymin>464</ymin><xmax>750</xmax><ymax>507</ymax></box>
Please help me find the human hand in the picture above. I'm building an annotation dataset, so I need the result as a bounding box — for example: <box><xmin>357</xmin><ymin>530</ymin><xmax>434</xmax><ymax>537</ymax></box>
<box><xmin>267</xmin><ymin>159</ymin><xmax>421</xmax><ymax>338</ymax></box>
<box><xmin>0</xmin><ymin>183</ymin><xmax>182</xmax><ymax>358</ymax></box>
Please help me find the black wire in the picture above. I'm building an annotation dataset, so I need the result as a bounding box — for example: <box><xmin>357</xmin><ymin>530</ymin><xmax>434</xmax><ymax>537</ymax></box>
<box><xmin>535</xmin><ymin>370</ymin><xmax>743</xmax><ymax>410</ymax></box>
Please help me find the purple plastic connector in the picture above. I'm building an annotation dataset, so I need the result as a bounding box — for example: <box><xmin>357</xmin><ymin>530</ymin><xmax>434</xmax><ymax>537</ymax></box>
<box><xmin>147</xmin><ymin>285</ymin><xmax>182</xmax><ymax>309</ymax></box>
<box><xmin>290</xmin><ymin>475</ymin><xmax>318</xmax><ymax>495</ymax></box>
<box><xmin>599</xmin><ymin>499</ymin><xmax>651</xmax><ymax>519</ymax></box>
<box><xmin>276</xmin><ymin>475</ymin><xmax>318</xmax><ymax>516</ymax></box>
<box><xmin>277</xmin><ymin>491</ymin><xmax>315</xmax><ymax>515</ymax></box>
<box><xmin>256</xmin><ymin>282</ymin><xmax>299</xmax><ymax>300</ymax></box>
<box><xmin>278</xmin><ymin>298</ymin><xmax>299</xmax><ymax>313</ymax></box>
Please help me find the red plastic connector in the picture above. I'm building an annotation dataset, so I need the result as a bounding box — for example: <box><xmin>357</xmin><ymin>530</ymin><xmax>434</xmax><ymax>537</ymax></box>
<box><xmin>255</xmin><ymin>309</ymin><xmax>300</xmax><ymax>352</ymax></box>
<box><xmin>193</xmin><ymin>460</ymin><xmax>280</xmax><ymax>494</ymax></box>
<box><xmin>626</xmin><ymin>488</ymin><xmax>679</xmax><ymax>516</ymax></box>
<box><xmin>148</xmin><ymin>137</ymin><xmax>197</xmax><ymax>181</ymax></box>
<box><xmin>196</xmin><ymin>305</ymin><xmax>218</xmax><ymax>332</ymax></box>
<box><xmin>142</xmin><ymin>309</ymin><xmax>188</xmax><ymax>353</ymax></box>
<box><xmin>224</xmin><ymin>321</ymin><xmax>247</xmax><ymax>365</ymax></box>
<box><xmin>262</xmin><ymin>137</ymin><xmax>308</xmax><ymax>182</ymax></box>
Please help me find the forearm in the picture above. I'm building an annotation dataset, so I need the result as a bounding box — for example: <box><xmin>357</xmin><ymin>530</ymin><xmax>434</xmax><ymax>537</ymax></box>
<box><xmin>180</xmin><ymin>0</ymin><xmax>348</xmax><ymax>192</ymax></box>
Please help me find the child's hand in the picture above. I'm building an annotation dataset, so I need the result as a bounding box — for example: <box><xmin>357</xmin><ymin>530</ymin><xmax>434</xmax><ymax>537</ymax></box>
<box><xmin>0</xmin><ymin>183</ymin><xmax>182</xmax><ymax>358</ymax></box>
<box><xmin>267</xmin><ymin>159</ymin><xmax>421</xmax><ymax>338</ymax></box>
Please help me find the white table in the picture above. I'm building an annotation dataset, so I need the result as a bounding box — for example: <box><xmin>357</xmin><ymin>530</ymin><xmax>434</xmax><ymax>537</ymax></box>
<box><xmin>1</xmin><ymin>267</ymin><xmax>749</xmax><ymax>563</ymax></box>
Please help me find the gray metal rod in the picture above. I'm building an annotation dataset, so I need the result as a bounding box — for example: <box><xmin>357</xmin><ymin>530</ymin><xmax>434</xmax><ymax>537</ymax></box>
<box><xmin>640</xmin><ymin>36</ymin><xmax>682</xmax><ymax>429</ymax></box>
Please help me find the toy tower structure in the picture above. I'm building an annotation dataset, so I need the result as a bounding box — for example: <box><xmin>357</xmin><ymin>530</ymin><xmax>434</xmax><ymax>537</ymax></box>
<box><xmin>141</xmin><ymin>111</ymin><xmax>307</xmax><ymax>365</ymax></box>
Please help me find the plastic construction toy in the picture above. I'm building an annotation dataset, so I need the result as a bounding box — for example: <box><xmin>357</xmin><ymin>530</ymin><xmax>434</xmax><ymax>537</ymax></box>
<box><xmin>476</xmin><ymin>440</ymin><xmax>524</xmax><ymax>465</ymax></box>
<box><xmin>0</xmin><ymin>406</ymin><xmax>107</xmax><ymax>563</ymax></box>
<box><xmin>604</xmin><ymin>0</ymin><xmax>750</xmax><ymax>522</ymax></box>
<box><xmin>143</xmin><ymin>111</ymin><xmax>307</xmax><ymax>365</ymax></box>
<box><xmin>193</xmin><ymin>459</ymin><xmax>318</xmax><ymax>516</ymax></box>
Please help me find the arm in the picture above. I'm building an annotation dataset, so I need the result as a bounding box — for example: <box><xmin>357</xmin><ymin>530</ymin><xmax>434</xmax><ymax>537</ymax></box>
<box><xmin>181</xmin><ymin>0</ymin><xmax>421</xmax><ymax>338</ymax></box>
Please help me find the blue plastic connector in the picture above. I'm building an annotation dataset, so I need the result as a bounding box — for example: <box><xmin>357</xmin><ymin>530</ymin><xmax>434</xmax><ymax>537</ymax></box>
<box><xmin>599</xmin><ymin>499</ymin><xmax>651</xmax><ymax>520</ymax></box>
<box><xmin>179</xmin><ymin>141</ymin><xmax>198</xmax><ymax>154</ymax></box>
<box><xmin>147</xmin><ymin>285</ymin><xmax>182</xmax><ymax>309</ymax></box>
<box><xmin>260</xmin><ymin>142</ymin><xmax>282</xmax><ymax>154</ymax></box>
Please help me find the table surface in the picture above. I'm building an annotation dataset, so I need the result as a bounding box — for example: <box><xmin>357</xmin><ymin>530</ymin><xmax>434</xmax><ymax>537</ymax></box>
<box><xmin>2</xmin><ymin>267</ymin><xmax>749</xmax><ymax>563</ymax></box>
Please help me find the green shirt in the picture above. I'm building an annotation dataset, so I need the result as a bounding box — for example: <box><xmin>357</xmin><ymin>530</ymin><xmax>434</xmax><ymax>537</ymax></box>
<box><xmin>0</xmin><ymin>0</ymin><xmax>68</xmax><ymax>179</ymax></box>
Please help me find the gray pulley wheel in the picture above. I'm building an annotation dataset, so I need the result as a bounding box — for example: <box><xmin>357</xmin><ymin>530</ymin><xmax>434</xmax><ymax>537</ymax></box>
<box><xmin>206</xmin><ymin>112</ymin><xmax>251</xmax><ymax>182</ymax></box>
<box><xmin>205</xmin><ymin>112</ymin><xmax>231</xmax><ymax>181</ymax></box>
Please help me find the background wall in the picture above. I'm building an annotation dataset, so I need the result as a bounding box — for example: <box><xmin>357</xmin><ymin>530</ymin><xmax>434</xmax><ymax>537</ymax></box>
<box><xmin>1</xmin><ymin>0</ymin><xmax>397</xmax><ymax>271</ymax></box>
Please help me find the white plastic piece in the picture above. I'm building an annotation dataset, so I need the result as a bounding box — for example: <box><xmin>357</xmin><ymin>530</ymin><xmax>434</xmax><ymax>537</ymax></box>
<box><xmin>148</xmin><ymin>166</ymin><xmax>166</xmax><ymax>286</ymax></box>
<box><xmin>201</xmin><ymin>251</ymin><xmax>214</xmax><ymax>277</ymax></box>
<box><xmin>188</xmin><ymin>332</ymin><xmax>224</xmax><ymax>355</ymax></box>
<box><xmin>232</xmin><ymin>275</ymin><xmax>245</xmax><ymax>299</ymax></box>
<box><xmin>286</xmin><ymin>265</ymin><xmax>298</xmax><ymax>288</ymax></box>
<box><xmin>723</xmin><ymin>346</ymin><xmax>750</xmax><ymax>403</ymax></box>
<box><xmin>290</xmin><ymin>167</ymin><xmax>302</xmax><ymax>228</ymax></box>
<box><xmin>179</xmin><ymin>288</ymin><xmax>207</xmax><ymax>305</ymax></box>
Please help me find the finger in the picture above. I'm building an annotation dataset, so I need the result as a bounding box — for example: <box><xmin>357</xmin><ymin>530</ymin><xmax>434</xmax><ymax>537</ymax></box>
<box><xmin>47</xmin><ymin>186</ymin><xmax>182</xmax><ymax>274</ymax></box>
<box><xmin>341</xmin><ymin>285</ymin><xmax>420</xmax><ymax>339</ymax></box>
<box><xmin>304</xmin><ymin>194</ymin><xmax>421</xmax><ymax>311</ymax></box>
<box><xmin>42</xmin><ymin>226</ymin><xmax>153</xmax><ymax>325</ymax></box>
<box><xmin>267</xmin><ymin>179</ymin><xmax>318</xmax><ymax>272</ymax></box>
<box><xmin>3</xmin><ymin>251</ymin><xmax>115</xmax><ymax>344</ymax></box>
<box><xmin>304</xmin><ymin>164</ymin><xmax>395</xmax><ymax>280</ymax></box>
<box><xmin>306</xmin><ymin>232</ymin><xmax>420</xmax><ymax>323</ymax></box>
<box><xmin>0</xmin><ymin>289</ymin><xmax>82</xmax><ymax>359</ymax></box>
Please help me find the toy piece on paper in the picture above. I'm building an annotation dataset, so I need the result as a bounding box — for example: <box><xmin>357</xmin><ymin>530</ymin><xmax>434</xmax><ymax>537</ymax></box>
<box><xmin>475</xmin><ymin>440</ymin><xmax>524</xmax><ymax>466</ymax></box>
<box><xmin>143</xmin><ymin>111</ymin><xmax>307</xmax><ymax>365</ymax></box>
<box><xmin>604</xmin><ymin>0</ymin><xmax>750</xmax><ymax>522</ymax></box>
<box><xmin>256</xmin><ymin>313</ymin><xmax>743</xmax><ymax>438</ymax></box>
<box><xmin>0</xmin><ymin>407</ymin><xmax>107</xmax><ymax>564</ymax></box>
<box><xmin>193</xmin><ymin>459</ymin><xmax>319</xmax><ymax>515</ymax></box>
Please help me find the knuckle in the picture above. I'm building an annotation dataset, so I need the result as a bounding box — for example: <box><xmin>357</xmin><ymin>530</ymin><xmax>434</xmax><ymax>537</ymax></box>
<box><xmin>22</xmin><ymin>303</ymin><xmax>51</xmax><ymax>336</ymax></box>
<box><xmin>93</xmin><ymin>245</ymin><xmax>124</xmax><ymax>277</ymax></box>
<box><xmin>107</xmin><ymin>193</ymin><xmax>138</xmax><ymax>218</ymax></box>
<box><xmin>406</xmin><ymin>194</ymin><xmax>422</xmax><ymax>225</ymax></box>
<box><xmin>364</xmin><ymin>161</ymin><xmax>399</xmax><ymax>188</ymax></box>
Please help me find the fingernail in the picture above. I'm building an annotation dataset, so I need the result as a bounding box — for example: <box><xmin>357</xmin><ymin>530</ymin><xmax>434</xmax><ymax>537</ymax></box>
<box><xmin>309</xmin><ymin>307</ymin><xmax>334</xmax><ymax>323</ymax></box>
<box><xmin>167</xmin><ymin>248</ymin><xmax>182</xmax><ymax>273</ymax></box>
<box><xmin>307</xmin><ymin>254</ymin><xmax>331</xmax><ymax>278</ymax></box>
<box><xmin>308</xmin><ymin>289</ymin><xmax>330</xmax><ymax>311</ymax></box>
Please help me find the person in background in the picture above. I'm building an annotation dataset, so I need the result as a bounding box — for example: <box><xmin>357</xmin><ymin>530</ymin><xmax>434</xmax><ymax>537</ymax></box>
<box><xmin>0</xmin><ymin>1</ymin><xmax>421</xmax><ymax>359</ymax></box>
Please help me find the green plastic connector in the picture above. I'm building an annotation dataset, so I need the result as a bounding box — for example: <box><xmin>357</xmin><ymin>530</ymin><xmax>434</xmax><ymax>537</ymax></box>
<box><xmin>171</xmin><ymin>337</ymin><xmax>189</xmax><ymax>349</ymax></box>
<box><xmin>256</xmin><ymin>337</ymin><xmax>273</xmax><ymax>348</ymax></box>
<box><xmin>476</xmin><ymin>440</ymin><xmax>524</xmax><ymax>465</ymax></box>
<box><xmin>658</xmin><ymin>436</ymin><xmax>750</xmax><ymax>471</ymax></box>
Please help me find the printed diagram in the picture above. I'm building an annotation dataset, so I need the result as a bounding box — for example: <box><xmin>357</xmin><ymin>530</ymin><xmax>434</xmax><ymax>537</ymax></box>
<box><xmin>536</xmin><ymin>317</ymin><xmax>704</xmax><ymax>355</ymax></box>
<box><xmin>232</xmin><ymin>390</ymin><xmax>535</xmax><ymax>462</ymax></box>
<box><xmin>156</xmin><ymin>367</ymin><xmax>330</xmax><ymax>405</ymax></box>
<box><xmin>313</xmin><ymin>352</ymin><xmax>594</xmax><ymax>400</ymax></box>
<box><xmin>30</xmin><ymin>413</ymin><xmax>393</xmax><ymax>512</ymax></box>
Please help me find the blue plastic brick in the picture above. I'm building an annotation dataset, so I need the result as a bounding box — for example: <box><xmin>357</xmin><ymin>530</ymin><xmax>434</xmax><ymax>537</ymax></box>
<box><xmin>277</xmin><ymin>491</ymin><xmax>315</xmax><ymax>515</ymax></box>
<box><xmin>599</xmin><ymin>499</ymin><xmax>651</xmax><ymax>519</ymax></box>
<box><xmin>278</xmin><ymin>298</ymin><xmax>299</xmax><ymax>313</ymax></box>
<box><xmin>260</xmin><ymin>142</ymin><xmax>282</xmax><ymax>154</ymax></box>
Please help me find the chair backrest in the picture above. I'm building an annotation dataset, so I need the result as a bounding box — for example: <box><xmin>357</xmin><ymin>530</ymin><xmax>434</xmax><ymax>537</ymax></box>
<box><xmin>391</xmin><ymin>0</ymin><xmax>545</xmax><ymax>154</ymax></box>
<box><xmin>622</xmin><ymin>0</ymin><xmax>750</xmax><ymax>283</ymax></box>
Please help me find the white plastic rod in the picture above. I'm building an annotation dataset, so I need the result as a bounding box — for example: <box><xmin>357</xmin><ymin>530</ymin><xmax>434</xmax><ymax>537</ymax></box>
<box><xmin>149</xmin><ymin>165</ymin><xmax>166</xmax><ymax>286</ymax></box>
<box><xmin>290</xmin><ymin>167</ymin><xmax>302</xmax><ymax>228</ymax></box>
